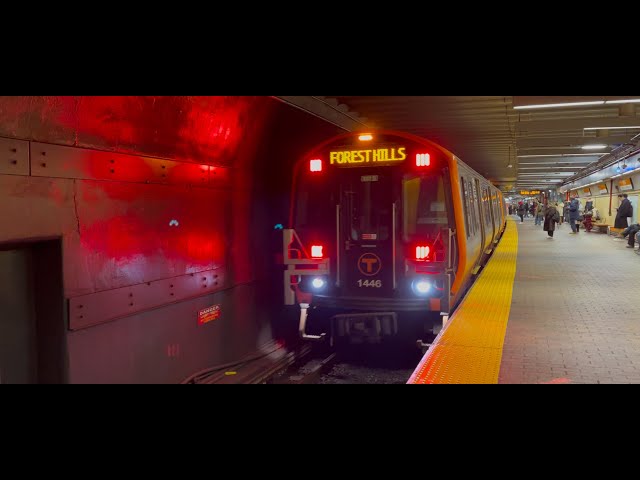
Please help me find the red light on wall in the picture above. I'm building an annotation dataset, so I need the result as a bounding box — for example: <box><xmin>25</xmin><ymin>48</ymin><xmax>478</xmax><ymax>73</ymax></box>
<box><xmin>309</xmin><ymin>159</ymin><xmax>323</xmax><ymax>172</ymax></box>
<box><xmin>416</xmin><ymin>153</ymin><xmax>431</xmax><ymax>167</ymax></box>
<box><xmin>415</xmin><ymin>245</ymin><xmax>430</xmax><ymax>260</ymax></box>
<box><xmin>311</xmin><ymin>245</ymin><xmax>324</xmax><ymax>258</ymax></box>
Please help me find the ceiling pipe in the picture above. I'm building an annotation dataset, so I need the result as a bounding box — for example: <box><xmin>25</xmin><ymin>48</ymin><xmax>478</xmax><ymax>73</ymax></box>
<box><xmin>561</xmin><ymin>136</ymin><xmax>640</xmax><ymax>186</ymax></box>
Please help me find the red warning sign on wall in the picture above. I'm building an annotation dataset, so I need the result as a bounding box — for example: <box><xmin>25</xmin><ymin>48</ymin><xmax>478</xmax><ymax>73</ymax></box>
<box><xmin>198</xmin><ymin>304</ymin><xmax>221</xmax><ymax>325</ymax></box>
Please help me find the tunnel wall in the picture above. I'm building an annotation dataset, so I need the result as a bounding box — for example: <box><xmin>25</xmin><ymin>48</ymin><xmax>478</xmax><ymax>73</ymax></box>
<box><xmin>0</xmin><ymin>96</ymin><xmax>340</xmax><ymax>383</ymax></box>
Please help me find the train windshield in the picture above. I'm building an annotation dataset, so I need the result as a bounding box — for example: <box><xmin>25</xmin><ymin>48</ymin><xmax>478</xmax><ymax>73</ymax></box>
<box><xmin>403</xmin><ymin>174</ymin><xmax>449</xmax><ymax>241</ymax></box>
<box><xmin>343</xmin><ymin>173</ymin><xmax>391</xmax><ymax>241</ymax></box>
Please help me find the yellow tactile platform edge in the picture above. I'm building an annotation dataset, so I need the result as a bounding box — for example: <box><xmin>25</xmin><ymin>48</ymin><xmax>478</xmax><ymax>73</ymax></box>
<box><xmin>407</xmin><ymin>218</ymin><xmax>519</xmax><ymax>384</ymax></box>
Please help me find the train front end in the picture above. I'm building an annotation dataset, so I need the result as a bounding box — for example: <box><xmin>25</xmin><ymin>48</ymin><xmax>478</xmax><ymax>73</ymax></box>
<box><xmin>283</xmin><ymin>131</ymin><xmax>456</xmax><ymax>344</ymax></box>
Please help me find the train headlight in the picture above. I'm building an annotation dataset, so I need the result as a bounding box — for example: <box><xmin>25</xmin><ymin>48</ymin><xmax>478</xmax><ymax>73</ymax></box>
<box><xmin>412</xmin><ymin>279</ymin><xmax>431</xmax><ymax>295</ymax></box>
<box><xmin>312</xmin><ymin>277</ymin><xmax>326</xmax><ymax>289</ymax></box>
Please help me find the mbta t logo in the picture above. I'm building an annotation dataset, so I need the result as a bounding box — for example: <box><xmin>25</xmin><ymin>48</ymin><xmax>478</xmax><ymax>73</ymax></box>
<box><xmin>357</xmin><ymin>253</ymin><xmax>382</xmax><ymax>276</ymax></box>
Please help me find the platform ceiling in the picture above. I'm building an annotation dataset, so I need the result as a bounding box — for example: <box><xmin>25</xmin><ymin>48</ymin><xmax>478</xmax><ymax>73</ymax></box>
<box><xmin>277</xmin><ymin>96</ymin><xmax>640</xmax><ymax>192</ymax></box>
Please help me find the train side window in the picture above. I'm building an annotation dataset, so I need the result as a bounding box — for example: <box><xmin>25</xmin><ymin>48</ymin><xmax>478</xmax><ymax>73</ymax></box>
<box><xmin>471</xmin><ymin>181</ymin><xmax>479</xmax><ymax>233</ymax></box>
<box><xmin>460</xmin><ymin>176</ymin><xmax>470</xmax><ymax>238</ymax></box>
<box><xmin>483</xmin><ymin>187</ymin><xmax>492</xmax><ymax>228</ymax></box>
<box><xmin>466</xmin><ymin>179</ymin><xmax>473</xmax><ymax>234</ymax></box>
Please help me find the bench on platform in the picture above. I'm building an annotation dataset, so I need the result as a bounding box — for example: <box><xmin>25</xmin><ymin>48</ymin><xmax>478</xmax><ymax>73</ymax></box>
<box><xmin>607</xmin><ymin>226</ymin><xmax>624</xmax><ymax>236</ymax></box>
<box><xmin>591</xmin><ymin>223</ymin><xmax>610</xmax><ymax>234</ymax></box>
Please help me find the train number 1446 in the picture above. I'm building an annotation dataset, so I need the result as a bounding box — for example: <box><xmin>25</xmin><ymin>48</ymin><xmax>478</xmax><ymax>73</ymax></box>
<box><xmin>357</xmin><ymin>279</ymin><xmax>382</xmax><ymax>288</ymax></box>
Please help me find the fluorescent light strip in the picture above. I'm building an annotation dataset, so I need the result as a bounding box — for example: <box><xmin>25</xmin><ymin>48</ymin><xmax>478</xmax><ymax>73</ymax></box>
<box><xmin>584</xmin><ymin>126</ymin><xmax>640</xmax><ymax>130</ymax></box>
<box><xmin>605</xmin><ymin>99</ymin><xmax>640</xmax><ymax>104</ymax></box>
<box><xmin>519</xmin><ymin>172</ymin><xmax>574</xmax><ymax>174</ymax></box>
<box><xmin>581</xmin><ymin>145</ymin><xmax>608</xmax><ymax>150</ymax></box>
<box><xmin>519</xmin><ymin>162</ymin><xmax>591</xmax><ymax>165</ymax></box>
<box><xmin>519</xmin><ymin>166</ymin><xmax>590</xmax><ymax>169</ymax></box>
<box><xmin>514</xmin><ymin>101</ymin><xmax>605</xmax><ymax>110</ymax></box>
<box><xmin>517</xmin><ymin>154</ymin><xmax>605</xmax><ymax>158</ymax></box>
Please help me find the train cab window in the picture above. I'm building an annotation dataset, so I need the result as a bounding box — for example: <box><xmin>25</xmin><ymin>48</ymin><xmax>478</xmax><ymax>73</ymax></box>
<box><xmin>403</xmin><ymin>174</ymin><xmax>449</xmax><ymax>242</ymax></box>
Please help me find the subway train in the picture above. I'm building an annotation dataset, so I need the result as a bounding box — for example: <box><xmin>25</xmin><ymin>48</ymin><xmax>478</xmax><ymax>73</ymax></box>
<box><xmin>282</xmin><ymin>130</ymin><xmax>506</xmax><ymax>345</ymax></box>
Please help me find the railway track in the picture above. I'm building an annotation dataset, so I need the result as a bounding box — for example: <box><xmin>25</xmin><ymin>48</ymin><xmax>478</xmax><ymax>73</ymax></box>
<box><xmin>268</xmin><ymin>344</ymin><xmax>419</xmax><ymax>384</ymax></box>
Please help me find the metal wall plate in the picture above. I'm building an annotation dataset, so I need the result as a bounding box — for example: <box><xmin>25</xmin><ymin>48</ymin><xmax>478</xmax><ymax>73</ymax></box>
<box><xmin>30</xmin><ymin>142</ymin><xmax>230</xmax><ymax>189</ymax></box>
<box><xmin>0</xmin><ymin>137</ymin><xmax>30</xmax><ymax>176</ymax></box>
<box><xmin>69</xmin><ymin>268</ymin><xmax>226</xmax><ymax>330</ymax></box>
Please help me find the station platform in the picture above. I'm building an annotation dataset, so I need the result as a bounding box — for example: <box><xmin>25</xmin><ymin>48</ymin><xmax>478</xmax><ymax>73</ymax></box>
<box><xmin>408</xmin><ymin>216</ymin><xmax>640</xmax><ymax>384</ymax></box>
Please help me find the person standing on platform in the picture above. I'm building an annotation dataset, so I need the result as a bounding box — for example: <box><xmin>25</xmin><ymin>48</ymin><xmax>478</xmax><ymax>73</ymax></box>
<box><xmin>556</xmin><ymin>201</ymin><xmax>564</xmax><ymax>224</ymax></box>
<box><xmin>569</xmin><ymin>196</ymin><xmax>581</xmax><ymax>234</ymax></box>
<box><xmin>544</xmin><ymin>203</ymin><xmax>560</xmax><ymax>238</ymax></box>
<box><xmin>517</xmin><ymin>202</ymin><xmax>525</xmax><ymax>223</ymax></box>
<box><xmin>615</xmin><ymin>194</ymin><xmax>633</xmax><ymax>229</ymax></box>
<box><xmin>535</xmin><ymin>203</ymin><xmax>544</xmax><ymax>226</ymax></box>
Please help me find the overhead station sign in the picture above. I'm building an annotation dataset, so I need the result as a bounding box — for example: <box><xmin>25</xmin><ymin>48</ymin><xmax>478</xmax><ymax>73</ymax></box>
<box><xmin>519</xmin><ymin>190</ymin><xmax>541</xmax><ymax>195</ymax></box>
<box><xmin>329</xmin><ymin>147</ymin><xmax>406</xmax><ymax>167</ymax></box>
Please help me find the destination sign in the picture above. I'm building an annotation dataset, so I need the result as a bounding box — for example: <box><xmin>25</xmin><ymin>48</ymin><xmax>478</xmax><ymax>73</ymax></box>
<box><xmin>329</xmin><ymin>147</ymin><xmax>406</xmax><ymax>166</ymax></box>
<box><xmin>519</xmin><ymin>190</ymin><xmax>541</xmax><ymax>195</ymax></box>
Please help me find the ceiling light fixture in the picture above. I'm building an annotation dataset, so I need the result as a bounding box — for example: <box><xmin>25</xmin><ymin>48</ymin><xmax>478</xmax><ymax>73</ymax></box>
<box><xmin>517</xmin><ymin>153</ymin><xmax>605</xmax><ymax>158</ymax></box>
<box><xmin>584</xmin><ymin>126</ymin><xmax>640</xmax><ymax>131</ymax></box>
<box><xmin>514</xmin><ymin>101</ymin><xmax>605</xmax><ymax>110</ymax></box>
<box><xmin>581</xmin><ymin>145</ymin><xmax>608</xmax><ymax>150</ymax></box>
<box><xmin>605</xmin><ymin>99</ymin><xmax>640</xmax><ymax>104</ymax></box>
<box><xmin>519</xmin><ymin>162</ymin><xmax>591</xmax><ymax>165</ymax></box>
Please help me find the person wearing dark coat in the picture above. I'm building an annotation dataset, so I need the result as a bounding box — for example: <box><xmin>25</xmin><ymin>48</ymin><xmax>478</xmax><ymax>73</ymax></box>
<box><xmin>568</xmin><ymin>196</ymin><xmax>581</xmax><ymax>233</ymax></box>
<box><xmin>544</xmin><ymin>203</ymin><xmax>560</xmax><ymax>238</ymax></box>
<box><xmin>517</xmin><ymin>203</ymin><xmax>525</xmax><ymax>223</ymax></box>
<box><xmin>615</xmin><ymin>194</ymin><xmax>633</xmax><ymax>229</ymax></box>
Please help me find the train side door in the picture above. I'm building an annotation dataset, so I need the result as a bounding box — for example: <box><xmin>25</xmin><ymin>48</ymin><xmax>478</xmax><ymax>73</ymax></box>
<box><xmin>485</xmin><ymin>186</ymin><xmax>496</xmax><ymax>242</ymax></box>
<box><xmin>340</xmin><ymin>170</ymin><xmax>395</xmax><ymax>298</ymax></box>
<box><xmin>474</xmin><ymin>178</ymin><xmax>486</xmax><ymax>248</ymax></box>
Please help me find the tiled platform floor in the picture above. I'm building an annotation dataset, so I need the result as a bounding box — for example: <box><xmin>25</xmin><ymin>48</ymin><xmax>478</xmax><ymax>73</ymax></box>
<box><xmin>498</xmin><ymin>216</ymin><xmax>640</xmax><ymax>384</ymax></box>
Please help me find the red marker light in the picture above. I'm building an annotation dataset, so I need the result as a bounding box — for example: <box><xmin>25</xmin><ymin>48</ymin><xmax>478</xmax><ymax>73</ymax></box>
<box><xmin>311</xmin><ymin>245</ymin><xmax>324</xmax><ymax>258</ymax></box>
<box><xmin>310</xmin><ymin>159</ymin><xmax>323</xmax><ymax>172</ymax></box>
<box><xmin>416</xmin><ymin>153</ymin><xmax>431</xmax><ymax>167</ymax></box>
<box><xmin>415</xmin><ymin>245</ymin><xmax>430</xmax><ymax>260</ymax></box>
